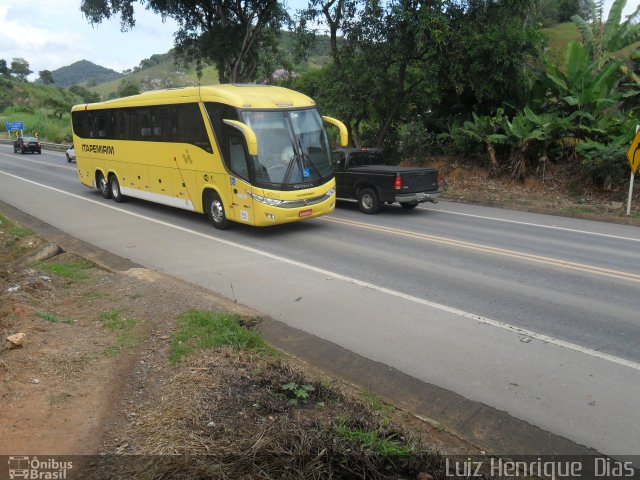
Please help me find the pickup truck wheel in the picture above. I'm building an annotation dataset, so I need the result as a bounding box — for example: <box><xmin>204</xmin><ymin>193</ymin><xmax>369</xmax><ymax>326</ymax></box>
<box><xmin>400</xmin><ymin>202</ymin><xmax>419</xmax><ymax>210</ymax></box>
<box><xmin>357</xmin><ymin>188</ymin><xmax>380</xmax><ymax>214</ymax></box>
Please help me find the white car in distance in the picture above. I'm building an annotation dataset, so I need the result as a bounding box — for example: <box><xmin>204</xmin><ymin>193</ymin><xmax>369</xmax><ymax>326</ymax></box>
<box><xmin>66</xmin><ymin>145</ymin><xmax>75</xmax><ymax>163</ymax></box>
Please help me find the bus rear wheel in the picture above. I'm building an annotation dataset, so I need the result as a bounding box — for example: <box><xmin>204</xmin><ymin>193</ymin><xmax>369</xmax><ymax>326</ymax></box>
<box><xmin>205</xmin><ymin>191</ymin><xmax>230</xmax><ymax>230</ymax></box>
<box><xmin>109</xmin><ymin>175</ymin><xmax>125</xmax><ymax>203</ymax></box>
<box><xmin>97</xmin><ymin>173</ymin><xmax>111</xmax><ymax>199</ymax></box>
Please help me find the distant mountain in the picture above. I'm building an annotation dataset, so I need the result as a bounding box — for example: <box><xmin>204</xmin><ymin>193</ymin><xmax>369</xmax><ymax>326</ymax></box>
<box><xmin>50</xmin><ymin>60</ymin><xmax>121</xmax><ymax>88</ymax></box>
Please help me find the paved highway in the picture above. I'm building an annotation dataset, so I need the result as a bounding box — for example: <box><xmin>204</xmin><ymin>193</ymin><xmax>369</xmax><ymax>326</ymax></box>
<box><xmin>1</xmin><ymin>145</ymin><xmax>639</xmax><ymax>456</ymax></box>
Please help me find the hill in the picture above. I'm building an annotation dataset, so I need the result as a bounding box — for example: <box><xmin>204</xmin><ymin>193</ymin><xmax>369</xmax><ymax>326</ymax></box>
<box><xmin>89</xmin><ymin>32</ymin><xmax>333</xmax><ymax>99</ymax></box>
<box><xmin>542</xmin><ymin>22</ymin><xmax>640</xmax><ymax>67</ymax></box>
<box><xmin>50</xmin><ymin>60</ymin><xmax>121</xmax><ymax>88</ymax></box>
<box><xmin>0</xmin><ymin>76</ymin><xmax>87</xmax><ymax>142</ymax></box>
<box><xmin>89</xmin><ymin>51</ymin><xmax>219</xmax><ymax>100</ymax></box>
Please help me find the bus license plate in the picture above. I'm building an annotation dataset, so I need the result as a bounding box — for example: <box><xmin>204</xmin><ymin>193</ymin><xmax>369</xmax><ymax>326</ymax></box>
<box><xmin>299</xmin><ymin>209</ymin><xmax>313</xmax><ymax>217</ymax></box>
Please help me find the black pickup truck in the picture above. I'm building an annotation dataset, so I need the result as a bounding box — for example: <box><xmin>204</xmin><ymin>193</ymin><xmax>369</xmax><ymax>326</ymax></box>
<box><xmin>332</xmin><ymin>148</ymin><xmax>441</xmax><ymax>214</ymax></box>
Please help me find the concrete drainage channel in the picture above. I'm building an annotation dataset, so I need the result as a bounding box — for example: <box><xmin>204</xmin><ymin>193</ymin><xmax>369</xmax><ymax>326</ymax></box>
<box><xmin>0</xmin><ymin>199</ymin><xmax>598</xmax><ymax>458</ymax></box>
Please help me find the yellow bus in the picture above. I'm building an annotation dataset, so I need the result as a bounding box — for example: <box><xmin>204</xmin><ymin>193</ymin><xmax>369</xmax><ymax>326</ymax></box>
<box><xmin>71</xmin><ymin>84</ymin><xmax>348</xmax><ymax>229</ymax></box>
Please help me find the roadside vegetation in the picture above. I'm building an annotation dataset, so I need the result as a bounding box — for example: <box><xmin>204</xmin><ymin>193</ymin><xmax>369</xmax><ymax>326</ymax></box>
<box><xmin>1</xmin><ymin>0</ymin><xmax>639</xmax><ymax>204</ymax></box>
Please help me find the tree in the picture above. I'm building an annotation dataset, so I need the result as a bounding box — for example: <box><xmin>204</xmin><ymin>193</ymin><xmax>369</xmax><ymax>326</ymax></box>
<box><xmin>118</xmin><ymin>83</ymin><xmax>140</xmax><ymax>97</ymax></box>
<box><xmin>39</xmin><ymin>70</ymin><xmax>55</xmax><ymax>85</ymax></box>
<box><xmin>301</xmin><ymin>0</ymin><xmax>356</xmax><ymax>65</ymax></box>
<box><xmin>431</xmin><ymin>0</ymin><xmax>544</xmax><ymax>118</ymax></box>
<box><xmin>10</xmin><ymin>58</ymin><xmax>32</xmax><ymax>81</ymax></box>
<box><xmin>80</xmin><ymin>0</ymin><xmax>289</xmax><ymax>83</ymax></box>
<box><xmin>0</xmin><ymin>59</ymin><xmax>10</xmax><ymax>77</ymax></box>
<box><xmin>69</xmin><ymin>84</ymin><xmax>100</xmax><ymax>103</ymax></box>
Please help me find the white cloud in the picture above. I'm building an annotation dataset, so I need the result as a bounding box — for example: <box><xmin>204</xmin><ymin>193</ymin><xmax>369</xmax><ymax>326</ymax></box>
<box><xmin>0</xmin><ymin>0</ymin><xmax>177</xmax><ymax>79</ymax></box>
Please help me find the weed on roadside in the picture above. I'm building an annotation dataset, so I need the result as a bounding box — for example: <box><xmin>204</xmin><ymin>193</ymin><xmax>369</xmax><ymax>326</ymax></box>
<box><xmin>35</xmin><ymin>311</ymin><xmax>73</xmax><ymax>325</ymax></box>
<box><xmin>335</xmin><ymin>422</ymin><xmax>412</xmax><ymax>457</ymax></box>
<box><xmin>169</xmin><ymin>310</ymin><xmax>275</xmax><ymax>363</ymax></box>
<box><xmin>82</xmin><ymin>291</ymin><xmax>110</xmax><ymax>299</ymax></box>
<box><xmin>39</xmin><ymin>260</ymin><xmax>93</xmax><ymax>280</ymax></box>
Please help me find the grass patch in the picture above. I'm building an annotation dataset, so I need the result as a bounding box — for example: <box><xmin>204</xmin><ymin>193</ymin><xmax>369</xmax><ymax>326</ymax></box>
<box><xmin>98</xmin><ymin>309</ymin><xmax>140</xmax><ymax>356</ymax></box>
<box><xmin>361</xmin><ymin>390</ymin><xmax>395</xmax><ymax>424</ymax></box>
<box><xmin>0</xmin><ymin>214</ymin><xmax>32</xmax><ymax>244</ymax></box>
<box><xmin>39</xmin><ymin>260</ymin><xmax>94</xmax><ymax>280</ymax></box>
<box><xmin>82</xmin><ymin>291</ymin><xmax>110</xmax><ymax>299</ymax></box>
<box><xmin>362</xmin><ymin>390</ymin><xmax>393</xmax><ymax>413</ymax></box>
<box><xmin>170</xmin><ymin>310</ymin><xmax>273</xmax><ymax>363</ymax></box>
<box><xmin>99</xmin><ymin>309</ymin><xmax>135</xmax><ymax>330</ymax></box>
<box><xmin>335</xmin><ymin>424</ymin><xmax>412</xmax><ymax>457</ymax></box>
<box><xmin>35</xmin><ymin>311</ymin><xmax>73</xmax><ymax>324</ymax></box>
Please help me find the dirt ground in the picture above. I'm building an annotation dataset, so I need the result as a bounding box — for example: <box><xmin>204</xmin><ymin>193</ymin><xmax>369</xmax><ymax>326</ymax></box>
<box><xmin>420</xmin><ymin>157</ymin><xmax>640</xmax><ymax>226</ymax></box>
<box><xmin>0</xmin><ymin>212</ymin><xmax>479</xmax><ymax>479</ymax></box>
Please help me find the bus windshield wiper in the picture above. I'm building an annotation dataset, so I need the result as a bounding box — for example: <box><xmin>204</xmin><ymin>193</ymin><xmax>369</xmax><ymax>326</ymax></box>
<box><xmin>294</xmin><ymin>135</ymin><xmax>321</xmax><ymax>180</ymax></box>
<box><xmin>281</xmin><ymin>154</ymin><xmax>297</xmax><ymax>188</ymax></box>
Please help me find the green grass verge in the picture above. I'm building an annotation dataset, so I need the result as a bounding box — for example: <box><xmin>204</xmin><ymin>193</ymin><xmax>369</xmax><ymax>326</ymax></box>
<box><xmin>39</xmin><ymin>260</ymin><xmax>94</xmax><ymax>280</ymax></box>
<box><xmin>170</xmin><ymin>310</ymin><xmax>273</xmax><ymax>363</ymax></box>
<box><xmin>0</xmin><ymin>214</ymin><xmax>33</xmax><ymax>241</ymax></box>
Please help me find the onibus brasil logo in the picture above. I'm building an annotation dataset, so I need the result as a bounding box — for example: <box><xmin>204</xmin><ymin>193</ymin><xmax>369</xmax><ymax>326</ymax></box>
<box><xmin>7</xmin><ymin>457</ymin><xmax>73</xmax><ymax>479</ymax></box>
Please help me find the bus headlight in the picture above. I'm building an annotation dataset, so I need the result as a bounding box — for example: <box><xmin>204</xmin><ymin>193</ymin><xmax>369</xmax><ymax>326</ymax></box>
<box><xmin>248</xmin><ymin>192</ymin><xmax>283</xmax><ymax>207</ymax></box>
<box><xmin>325</xmin><ymin>187</ymin><xmax>336</xmax><ymax>197</ymax></box>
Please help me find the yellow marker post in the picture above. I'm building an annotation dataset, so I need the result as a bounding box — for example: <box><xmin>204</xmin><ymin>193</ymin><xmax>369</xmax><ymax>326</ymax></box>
<box><xmin>627</xmin><ymin>127</ymin><xmax>640</xmax><ymax>216</ymax></box>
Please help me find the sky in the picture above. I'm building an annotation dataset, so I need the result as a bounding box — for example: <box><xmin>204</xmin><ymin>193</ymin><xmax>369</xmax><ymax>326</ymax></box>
<box><xmin>0</xmin><ymin>0</ymin><xmax>638</xmax><ymax>81</ymax></box>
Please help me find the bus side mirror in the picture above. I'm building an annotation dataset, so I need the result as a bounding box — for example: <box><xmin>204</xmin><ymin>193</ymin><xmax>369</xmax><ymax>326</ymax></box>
<box><xmin>223</xmin><ymin>119</ymin><xmax>259</xmax><ymax>156</ymax></box>
<box><xmin>322</xmin><ymin>116</ymin><xmax>349</xmax><ymax>147</ymax></box>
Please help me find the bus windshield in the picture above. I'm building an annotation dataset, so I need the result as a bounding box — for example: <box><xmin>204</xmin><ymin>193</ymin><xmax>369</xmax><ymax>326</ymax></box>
<box><xmin>242</xmin><ymin>109</ymin><xmax>332</xmax><ymax>187</ymax></box>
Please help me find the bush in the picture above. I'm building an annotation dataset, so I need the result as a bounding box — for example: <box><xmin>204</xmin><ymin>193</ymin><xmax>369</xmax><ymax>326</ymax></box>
<box><xmin>576</xmin><ymin>135</ymin><xmax>631</xmax><ymax>189</ymax></box>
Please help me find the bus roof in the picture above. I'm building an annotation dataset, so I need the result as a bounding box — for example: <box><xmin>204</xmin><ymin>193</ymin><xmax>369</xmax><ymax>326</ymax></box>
<box><xmin>71</xmin><ymin>84</ymin><xmax>316</xmax><ymax>112</ymax></box>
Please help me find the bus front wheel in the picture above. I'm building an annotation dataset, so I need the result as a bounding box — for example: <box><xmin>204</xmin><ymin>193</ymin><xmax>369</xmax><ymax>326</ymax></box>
<box><xmin>109</xmin><ymin>175</ymin><xmax>125</xmax><ymax>203</ymax></box>
<box><xmin>97</xmin><ymin>173</ymin><xmax>111</xmax><ymax>199</ymax></box>
<box><xmin>206</xmin><ymin>192</ymin><xmax>230</xmax><ymax>230</ymax></box>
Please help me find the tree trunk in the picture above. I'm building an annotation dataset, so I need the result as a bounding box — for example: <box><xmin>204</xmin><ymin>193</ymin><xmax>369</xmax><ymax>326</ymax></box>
<box><xmin>486</xmin><ymin>141</ymin><xmax>499</xmax><ymax>176</ymax></box>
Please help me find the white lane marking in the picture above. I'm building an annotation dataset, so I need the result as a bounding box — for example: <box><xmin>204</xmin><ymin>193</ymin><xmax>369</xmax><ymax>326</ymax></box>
<box><xmin>420</xmin><ymin>205</ymin><xmax>640</xmax><ymax>243</ymax></box>
<box><xmin>2</xmin><ymin>168</ymin><xmax>640</xmax><ymax>372</ymax></box>
<box><xmin>323</xmin><ymin>217</ymin><xmax>640</xmax><ymax>283</ymax></box>
<box><xmin>0</xmin><ymin>151</ymin><xmax>75</xmax><ymax>171</ymax></box>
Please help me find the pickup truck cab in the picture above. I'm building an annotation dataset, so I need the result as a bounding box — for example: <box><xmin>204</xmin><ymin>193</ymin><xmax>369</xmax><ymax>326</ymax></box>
<box><xmin>332</xmin><ymin>148</ymin><xmax>441</xmax><ymax>214</ymax></box>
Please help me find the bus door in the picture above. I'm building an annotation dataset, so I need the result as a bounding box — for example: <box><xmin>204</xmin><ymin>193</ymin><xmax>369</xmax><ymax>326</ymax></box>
<box><xmin>225</xmin><ymin>126</ymin><xmax>255</xmax><ymax>224</ymax></box>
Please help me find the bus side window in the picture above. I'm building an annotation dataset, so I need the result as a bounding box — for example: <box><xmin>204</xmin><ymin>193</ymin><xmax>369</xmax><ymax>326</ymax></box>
<box><xmin>227</xmin><ymin>129</ymin><xmax>249</xmax><ymax>180</ymax></box>
<box><xmin>204</xmin><ymin>102</ymin><xmax>240</xmax><ymax>166</ymax></box>
<box><xmin>140</xmin><ymin>110</ymin><xmax>152</xmax><ymax>138</ymax></box>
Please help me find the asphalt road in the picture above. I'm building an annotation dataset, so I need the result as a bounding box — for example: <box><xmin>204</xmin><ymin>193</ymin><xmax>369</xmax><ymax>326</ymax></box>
<box><xmin>1</xmin><ymin>145</ymin><xmax>639</xmax><ymax>456</ymax></box>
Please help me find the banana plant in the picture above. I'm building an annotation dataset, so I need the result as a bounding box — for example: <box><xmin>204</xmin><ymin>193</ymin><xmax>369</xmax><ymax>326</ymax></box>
<box><xmin>454</xmin><ymin>110</ymin><xmax>508</xmax><ymax>175</ymax></box>
<box><xmin>544</xmin><ymin>41</ymin><xmax>623</xmax><ymax>116</ymax></box>
<box><xmin>571</xmin><ymin>0</ymin><xmax>640</xmax><ymax>68</ymax></box>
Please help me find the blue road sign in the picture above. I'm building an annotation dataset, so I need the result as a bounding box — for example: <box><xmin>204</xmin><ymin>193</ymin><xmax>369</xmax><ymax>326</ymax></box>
<box><xmin>6</xmin><ymin>121</ymin><xmax>24</xmax><ymax>131</ymax></box>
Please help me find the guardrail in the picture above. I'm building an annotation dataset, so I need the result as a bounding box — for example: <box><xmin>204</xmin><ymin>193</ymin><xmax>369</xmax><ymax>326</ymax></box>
<box><xmin>0</xmin><ymin>138</ymin><xmax>69</xmax><ymax>153</ymax></box>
